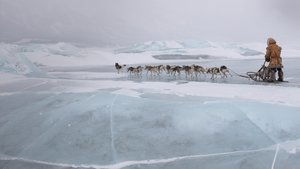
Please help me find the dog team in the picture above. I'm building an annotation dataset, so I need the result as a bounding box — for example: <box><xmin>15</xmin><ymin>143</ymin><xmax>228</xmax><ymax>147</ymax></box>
<box><xmin>115</xmin><ymin>63</ymin><xmax>232</xmax><ymax>79</ymax></box>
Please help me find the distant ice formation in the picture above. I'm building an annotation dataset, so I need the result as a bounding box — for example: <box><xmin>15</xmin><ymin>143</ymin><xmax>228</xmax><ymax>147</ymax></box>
<box><xmin>115</xmin><ymin>40</ymin><xmax>265</xmax><ymax>57</ymax></box>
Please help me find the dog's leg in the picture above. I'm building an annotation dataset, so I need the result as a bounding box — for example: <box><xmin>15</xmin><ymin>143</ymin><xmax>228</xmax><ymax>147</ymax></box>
<box><xmin>228</xmin><ymin>70</ymin><xmax>233</xmax><ymax>77</ymax></box>
<box><xmin>220</xmin><ymin>71</ymin><xmax>225</xmax><ymax>78</ymax></box>
<box><xmin>222</xmin><ymin>71</ymin><xmax>227</xmax><ymax>78</ymax></box>
<box><xmin>211</xmin><ymin>72</ymin><xmax>216</xmax><ymax>80</ymax></box>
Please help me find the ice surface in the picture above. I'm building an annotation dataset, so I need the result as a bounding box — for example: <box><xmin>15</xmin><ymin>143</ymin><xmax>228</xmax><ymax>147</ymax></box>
<box><xmin>115</xmin><ymin>40</ymin><xmax>267</xmax><ymax>58</ymax></box>
<box><xmin>0</xmin><ymin>89</ymin><xmax>300</xmax><ymax>169</ymax></box>
<box><xmin>0</xmin><ymin>43</ymin><xmax>43</xmax><ymax>75</ymax></box>
<box><xmin>123</xmin><ymin>149</ymin><xmax>276</xmax><ymax>169</ymax></box>
<box><xmin>0</xmin><ymin>42</ymin><xmax>116</xmax><ymax>68</ymax></box>
<box><xmin>152</xmin><ymin>54</ymin><xmax>214</xmax><ymax>60</ymax></box>
<box><xmin>1</xmin><ymin>41</ymin><xmax>300</xmax><ymax>73</ymax></box>
<box><xmin>1</xmin><ymin>42</ymin><xmax>300</xmax><ymax>169</ymax></box>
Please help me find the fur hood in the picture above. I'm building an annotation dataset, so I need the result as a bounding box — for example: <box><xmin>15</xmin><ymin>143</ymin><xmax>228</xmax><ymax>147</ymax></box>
<box><xmin>267</xmin><ymin>38</ymin><xmax>276</xmax><ymax>45</ymax></box>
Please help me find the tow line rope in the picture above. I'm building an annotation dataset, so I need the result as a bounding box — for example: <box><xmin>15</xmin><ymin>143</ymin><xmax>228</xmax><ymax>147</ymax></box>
<box><xmin>228</xmin><ymin>61</ymin><xmax>267</xmax><ymax>80</ymax></box>
<box><xmin>228</xmin><ymin>68</ymin><xmax>251</xmax><ymax>79</ymax></box>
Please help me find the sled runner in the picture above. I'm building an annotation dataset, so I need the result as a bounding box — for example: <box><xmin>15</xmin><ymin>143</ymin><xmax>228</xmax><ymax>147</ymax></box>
<box><xmin>232</xmin><ymin>62</ymin><xmax>288</xmax><ymax>83</ymax></box>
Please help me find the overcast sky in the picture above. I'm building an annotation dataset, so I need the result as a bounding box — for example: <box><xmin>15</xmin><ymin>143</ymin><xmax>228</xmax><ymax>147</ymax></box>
<box><xmin>0</xmin><ymin>0</ymin><xmax>299</xmax><ymax>46</ymax></box>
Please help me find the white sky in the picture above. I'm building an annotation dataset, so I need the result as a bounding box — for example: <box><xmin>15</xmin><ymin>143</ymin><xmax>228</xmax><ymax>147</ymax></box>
<box><xmin>0</xmin><ymin>0</ymin><xmax>299</xmax><ymax>46</ymax></box>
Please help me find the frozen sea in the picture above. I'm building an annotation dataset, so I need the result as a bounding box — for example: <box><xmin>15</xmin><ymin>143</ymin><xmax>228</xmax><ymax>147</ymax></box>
<box><xmin>1</xmin><ymin>47</ymin><xmax>300</xmax><ymax>169</ymax></box>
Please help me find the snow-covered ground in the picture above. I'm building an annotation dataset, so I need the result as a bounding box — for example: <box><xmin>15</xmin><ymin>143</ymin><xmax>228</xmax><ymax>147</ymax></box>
<box><xmin>1</xmin><ymin>41</ymin><xmax>300</xmax><ymax>169</ymax></box>
<box><xmin>1</xmin><ymin>40</ymin><xmax>300</xmax><ymax>70</ymax></box>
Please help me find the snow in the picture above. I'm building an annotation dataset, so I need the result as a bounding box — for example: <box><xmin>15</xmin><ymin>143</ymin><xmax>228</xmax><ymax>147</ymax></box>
<box><xmin>1</xmin><ymin>41</ymin><xmax>300</xmax><ymax>71</ymax></box>
<box><xmin>1</xmin><ymin>41</ymin><xmax>300</xmax><ymax>169</ymax></box>
<box><xmin>115</xmin><ymin>40</ymin><xmax>264</xmax><ymax>59</ymax></box>
<box><xmin>0</xmin><ymin>72</ymin><xmax>25</xmax><ymax>85</ymax></box>
<box><xmin>115</xmin><ymin>40</ymin><xmax>300</xmax><ymax>63</ymax></box>
<box><xmin>36</xmin><ymin>80</ymin><xmax>299</xmax><ymax>107</ymax></box>
<box><xmin>48</xmin><ymin>72</ymin><xmax>127</xmax><ymax>80</ymax></box>
<box><xmin>15</xmin><ymin>42</ymin><xmax>115</xmax><ymax>67</ymax></box>
<box><xmin>0</xmin><ymin>43</ymin><xmax>43</xmax><ymax>75</ymax></box>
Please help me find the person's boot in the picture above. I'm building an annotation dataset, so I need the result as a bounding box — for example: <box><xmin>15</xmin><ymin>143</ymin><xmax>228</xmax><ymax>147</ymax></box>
<box><xmin>278</xmin><ymin>70</ymin><xmax>284</xmax><ymax>82</ymax></box>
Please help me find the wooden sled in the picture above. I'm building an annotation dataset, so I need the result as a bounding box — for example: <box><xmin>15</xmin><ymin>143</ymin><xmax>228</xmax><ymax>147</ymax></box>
<box><xmin>245</xmin><ymin>62</ymin><xmax>287</xmax><ymax>83</ymax></box>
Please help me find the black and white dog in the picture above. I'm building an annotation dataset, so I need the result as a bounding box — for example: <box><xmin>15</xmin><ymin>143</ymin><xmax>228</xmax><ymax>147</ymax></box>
<box><xmin>220</xmin><ymin>65</ymin><xmax>232</xmax><ymax>78</ymax></box>
<box><xmin>115</xmin><ymin>63</ymin><xmax>126</xmax><ymax>73</ymax></box>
